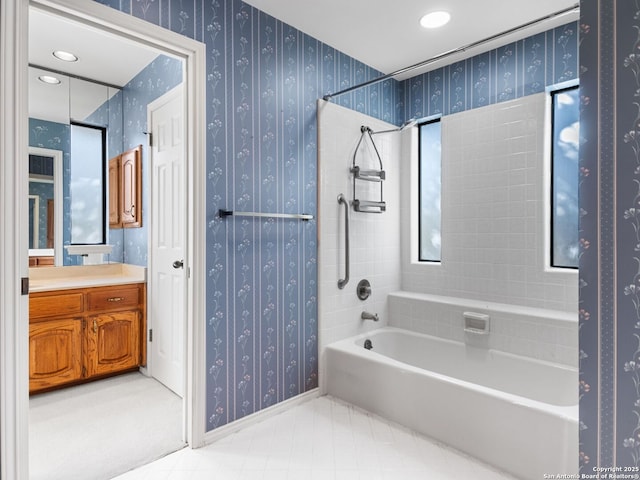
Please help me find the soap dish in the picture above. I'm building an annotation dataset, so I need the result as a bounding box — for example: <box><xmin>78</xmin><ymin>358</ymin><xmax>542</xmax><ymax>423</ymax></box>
<box><xmin>463</xmin><ymin>311</ymin><xmax>490</xmax><ymax>334</ymax></box>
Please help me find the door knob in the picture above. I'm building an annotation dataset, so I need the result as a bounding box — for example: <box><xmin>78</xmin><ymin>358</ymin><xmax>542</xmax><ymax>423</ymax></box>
<box><xmin>172</xmin><ymin>260</ymin><xmax>184</xmax><ymax>269</ymax></box>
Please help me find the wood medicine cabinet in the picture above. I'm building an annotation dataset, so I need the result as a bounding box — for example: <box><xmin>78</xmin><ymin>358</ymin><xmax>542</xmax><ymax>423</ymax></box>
<box><xmin>109</xmin><ymin>145</ymin><xmax>142</xmax><ymax>228</ymax></box>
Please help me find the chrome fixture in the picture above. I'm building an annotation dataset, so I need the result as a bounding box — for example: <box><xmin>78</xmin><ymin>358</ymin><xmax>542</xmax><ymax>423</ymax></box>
<box><xmin>337</xmin><ymin>194</ymin><xmax>350</xmax><ymax>289</ymax></box>
<box><xmin>322</xmin><ymin>4</ymin><xmax>578</xmax><ymax>102</ymax></box>
<box><xmin>218</xmin><ymin>209</ymin><xmax>313</xmax><ymax>221</ymax></box>
<box><xmin>364</xmin><ymin>339</ymin><xmax>373</xmax><ymax>350</ymax></box>
<box><xmin>361</xmin><ymin>311</ymin><xmax>379</xmax><ymax>322</ymax></box>
<box><xmin>356</xmin><ymin>279</ymin><xmax>371</xmax><ymax>300</ymax></box>
<box><xmin>370</xmin><ymin>118</ymin><xmax>418</xmax><ymax>135</ymax></box>
<box><xmin>351</xmin><ymin>126</ymin><xmax>386</xmax><ymax>213</ymax></box>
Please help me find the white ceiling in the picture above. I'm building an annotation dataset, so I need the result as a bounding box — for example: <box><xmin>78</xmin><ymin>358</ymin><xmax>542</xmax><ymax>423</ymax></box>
<box><xmin>242</xmin><ymin>0</ymin><xmax>579</xmax><ymax>80</ymax></box>
<box><xmin>29</xmin><ymin>8</ymin><xmax>160</xmax><ymax>123</ymax></box>
<box><xmin>28</xmin><ymin>1</ymin><xmax>580</xmax><ymax>123</ymax></box>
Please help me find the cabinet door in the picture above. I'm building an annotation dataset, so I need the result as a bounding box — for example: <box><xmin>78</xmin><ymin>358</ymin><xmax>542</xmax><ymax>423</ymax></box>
<box><xmin>120</xmin><ymin>146</ymin><xmax>142</xmax><ymax>228</ymax></box>
<box><xmin>108</xmin><ymin>155</ymin><xmax>121</xmax><ymax>228</ymax></box>
<box><xmin>29</xmin><ymin>318</ymin><xmax>83</xmax><ymax>392</ymax></box>
<box><xmin>86</xmin><ymin>310</ymin><xmax>140</xmax><ymax>377</ymax></box>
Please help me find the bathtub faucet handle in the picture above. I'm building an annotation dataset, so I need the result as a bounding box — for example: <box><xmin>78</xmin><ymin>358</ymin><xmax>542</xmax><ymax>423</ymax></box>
<box><xmin>361</xmin><ymin>311</ymin><xmax>379</xmax><ymax>322</ymax></box>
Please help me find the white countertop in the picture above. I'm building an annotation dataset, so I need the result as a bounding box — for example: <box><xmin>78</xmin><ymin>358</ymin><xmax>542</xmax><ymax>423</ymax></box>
<box><xmin>29</xmin><ymin>264</ymin><xmax>146</xmax><ymax>293</ymax></box>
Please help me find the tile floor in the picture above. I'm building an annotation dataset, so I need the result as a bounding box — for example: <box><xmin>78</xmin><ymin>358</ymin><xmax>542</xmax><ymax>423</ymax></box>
<box><xmin>113</xmin><ymin>395</ymin><xmax>518</xmax><ymax>480</ymax></box>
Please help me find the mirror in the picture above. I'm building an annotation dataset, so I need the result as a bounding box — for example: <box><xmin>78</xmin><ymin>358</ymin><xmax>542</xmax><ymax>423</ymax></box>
<box><xmin>28</xmin><ymin>6</ymin><xmax>184</xmax><ymax>266</ymax></box>
<box><xmin>28</xmin><ymin>147</ymin><xmax>63</xmax><ymax>265</ymax></box>
<box><xmin>28</xmin><ymin>65</ymin><xmax>119</xmax><ymax>265</ymax></box>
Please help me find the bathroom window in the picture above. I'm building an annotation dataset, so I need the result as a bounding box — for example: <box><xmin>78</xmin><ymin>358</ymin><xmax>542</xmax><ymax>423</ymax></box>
<box><xmin>550</xmin><ymin>85</ymin><xmax>579</xmax><ymax>269</ymax></box>
<box><xmin>70</xmin><ymin>122</ymin><xmax>106</xmax><ymax>244</ymax></box>
<box><xmin>418</xmin><ymin>118</ymin><xmax>442</xmax><ymax>262</ymax></box>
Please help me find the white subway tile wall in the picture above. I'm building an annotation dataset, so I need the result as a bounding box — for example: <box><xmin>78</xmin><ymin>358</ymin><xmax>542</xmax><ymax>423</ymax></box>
<box><xmin>319</xmin><ymin>93</ymin><xmax>578</xmax><ymax>377</ymax></box>
<box><xmin>401</xmin><ymin>93</ymin><xmax>578</xmax><ymax>313</ymax></box>
<box><xmin>317</xmin><ymin>101</ymin><xmax>402</xmax><ymax>391</ymax></box>
<box><xmin>388</xmin><ymin>292</ymin><xmax>578</xmax><ymax>368</ymax></box>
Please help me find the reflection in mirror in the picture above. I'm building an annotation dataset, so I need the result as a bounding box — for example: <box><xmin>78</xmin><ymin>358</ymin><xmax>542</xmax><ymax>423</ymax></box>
<box><xmin>70</xmin><ymin>123</ymin><xmax>106</xmax><ymax>244</ymax></box>
<box><xmin>28</xmin><ymin>65</ymin><xmax>122</xmax><ymax>264</ymax></box>
<box><xmin>28</xmin><ymin>5</ymin><xmax>184</xmax><ymax>266</ymax></box>
<box><xmin>28</xmin><ymin>147</ymin><xmax>62</xmax><ymax>266</ymax></box>
<box><xmin>27</xmin><ymin>195</ymin><xmax>39</xmax><ymax>248</ymax></box>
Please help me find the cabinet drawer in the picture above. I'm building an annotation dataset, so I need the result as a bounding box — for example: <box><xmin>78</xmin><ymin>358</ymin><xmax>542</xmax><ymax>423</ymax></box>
<box><xmin>30</xmin><ymin>292</ymin><xmax>84</xmax><ymax>319</ymax></box>
<box><xmin>86</xmin><ymin>285</ymin><xmax>142</xmax><ymax>312</ymax></box>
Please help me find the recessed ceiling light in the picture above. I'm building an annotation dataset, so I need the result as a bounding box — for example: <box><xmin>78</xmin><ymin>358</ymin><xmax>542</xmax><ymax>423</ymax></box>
<box><xmin>38</xmin><ymin>75</ymin><xmax>61</xmax><ymax>85</ymax></box>
<box><xmin>420</xmin><ymin>11</ymin><xmax>451</xmax><ymax>29</ymax></box>
<box><xmin>52</xmin><ymin>50</ymin><xmax>78</xmax><ymax>62</ymax></box>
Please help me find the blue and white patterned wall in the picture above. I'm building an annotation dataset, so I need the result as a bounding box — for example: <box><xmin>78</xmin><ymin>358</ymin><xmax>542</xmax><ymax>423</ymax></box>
<box><xmin>401</xmin><ymin>22</ymin><xmax>578</xmax><ymax>119</ymax></box>
<box><xmin>93</xmin><ymin>0</ymin><xmax>401</xmax><ymax>431</ymax></box>
<box><xmin>93</xmin><ymin>0</ymin><xmax>584</xmax><ymax>433</ymax></box>
<box><xmin>579</xmin><ymin>0</ymin><xmax>640</xmax><ymax>471</ymax></box>
<box><xmin>199</xmin><ymin>0</ymin><xmax>400</xmax><ymax>429</ymax></box>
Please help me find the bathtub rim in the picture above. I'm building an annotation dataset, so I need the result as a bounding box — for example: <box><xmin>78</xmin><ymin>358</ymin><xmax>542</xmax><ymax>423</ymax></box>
<box><xmin>388</xmin><ymin>291</ymin><xmax>578</xmax><ymax>325</ymax></box>
<box><xmin>325</xmin><ymin>326</ymin><xmax>578</xmax><ymax>420</ymax></box>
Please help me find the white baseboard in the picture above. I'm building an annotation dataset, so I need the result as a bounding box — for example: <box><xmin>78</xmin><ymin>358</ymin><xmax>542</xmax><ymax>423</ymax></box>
<box><xmin>201</xmin><ymin>389</ymin><xmax>320</xmax><ymax>445</ymax></box>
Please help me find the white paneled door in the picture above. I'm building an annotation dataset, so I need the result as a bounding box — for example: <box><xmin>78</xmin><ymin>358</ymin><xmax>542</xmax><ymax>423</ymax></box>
<box><xmin>148</xmin><ymin>85</ymin><xmax>185</xmax><ymax>397</ymax></box>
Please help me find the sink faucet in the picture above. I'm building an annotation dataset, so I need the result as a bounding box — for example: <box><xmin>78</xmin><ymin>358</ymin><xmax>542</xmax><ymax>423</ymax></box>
<box><xmin>361</xmin><ymin>311</ymin><xmax>379</xmax><ymax>322</ymax></box>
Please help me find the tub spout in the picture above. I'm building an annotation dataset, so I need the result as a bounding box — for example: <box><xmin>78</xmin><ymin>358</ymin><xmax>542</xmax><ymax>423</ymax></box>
<box><xmin>361</xmin><ymin>311</ymin><xmax>379</xmax><ymax>322</ymax></box>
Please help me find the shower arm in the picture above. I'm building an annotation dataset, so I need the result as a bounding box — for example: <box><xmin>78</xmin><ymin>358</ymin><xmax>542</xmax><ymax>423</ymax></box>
<box><xmin>322</xmin><ymin>3</ymin><xmax>578</xmax><ymax>102</ymax></box>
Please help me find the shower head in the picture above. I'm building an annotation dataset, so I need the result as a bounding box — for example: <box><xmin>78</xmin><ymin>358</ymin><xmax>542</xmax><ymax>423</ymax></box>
<box><xmin>370</xmin><ymin>118</ymin><xmax>418</xmax><ymax>135</ymax></box>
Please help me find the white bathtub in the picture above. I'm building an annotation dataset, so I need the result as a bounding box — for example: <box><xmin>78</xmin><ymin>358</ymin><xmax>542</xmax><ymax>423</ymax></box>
<box><xmin>325</xmin><ymin>327</ymin><xmax>578</xmax><ymax>480</ymax></box>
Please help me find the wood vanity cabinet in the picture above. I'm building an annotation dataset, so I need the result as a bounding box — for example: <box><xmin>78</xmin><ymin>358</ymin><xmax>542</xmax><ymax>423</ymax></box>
<box><xmin>108</xmin><ymin>155</ymin><xmax>121</xmax><ymax>226</ymax></box>
<box><xmin>29</xmin><ymin>283</ymin><xmax>146</xmax><ymax>394</ymax></box>
<box><xmin>85</xmin><ymin>286</ymin><xmax>142</xmax><ymax>377</ymax></box>
<box><xmin>29</xmin><ymin>318</ymin><xmax>83</xmax><ymax>391</ymax></box>
<box><xmin>109</xmin><ymin>145</ymin><xmax>142</xmax><ymax>229</ymax></box>
<box><xmin>29</xmin><ymin>256</ymin><xmax>55</xmax><ymax>267</ymax></box>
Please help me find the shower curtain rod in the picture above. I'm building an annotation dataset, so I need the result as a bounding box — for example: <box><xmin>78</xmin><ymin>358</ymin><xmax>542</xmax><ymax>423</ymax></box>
<box><xmin>322</xmin><ymin>4</ymin><xmax>579</xmax><ymax>102</ymax></box>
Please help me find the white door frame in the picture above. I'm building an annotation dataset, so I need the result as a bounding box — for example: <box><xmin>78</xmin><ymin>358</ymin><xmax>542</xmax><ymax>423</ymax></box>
<box><xmin>0</xmin><ymin>0</ymin><xmax>207</xmax><ymax>476</ymax></box>
<box><xmin>1</xmin><ymin>1</ymin><xmax>30</xmax><ymax>477</ymax></box>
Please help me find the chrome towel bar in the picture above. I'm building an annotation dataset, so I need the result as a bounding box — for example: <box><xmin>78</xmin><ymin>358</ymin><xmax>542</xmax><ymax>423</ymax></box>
<box><xmin>218</xmin><ymin>209</ymin><xmax>313</xmax><ymax>221</ymax></box>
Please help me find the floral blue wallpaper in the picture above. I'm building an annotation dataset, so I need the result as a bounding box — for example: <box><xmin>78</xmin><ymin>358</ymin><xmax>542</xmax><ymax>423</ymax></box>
<box><xmin>580</xmin><ymin>0</ymin><xmax>640</xmax><ymax>471</ymax></box>
<box><xmin>579</xmin><ymin>0</ymin><xmax>598</xmax><ymax>471</ymax></box>
<box><xmin>202</xmin><ymin>0</ymin><xmax>400</xmax><ymax>429</ymax></box>
<box><xmin>94</xmin><ymin>0</ymin><xmax>401</xmax><ymax>431</ymax></box>
<box><xmin>402</xmin><ymin>22</ymin><xmax>578</xmax><ymax>119</ymax></box>
<box><xmin>93</xmin><ymin>0</ymin><xmax>580</xmax><ymax>435</ymax></box>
